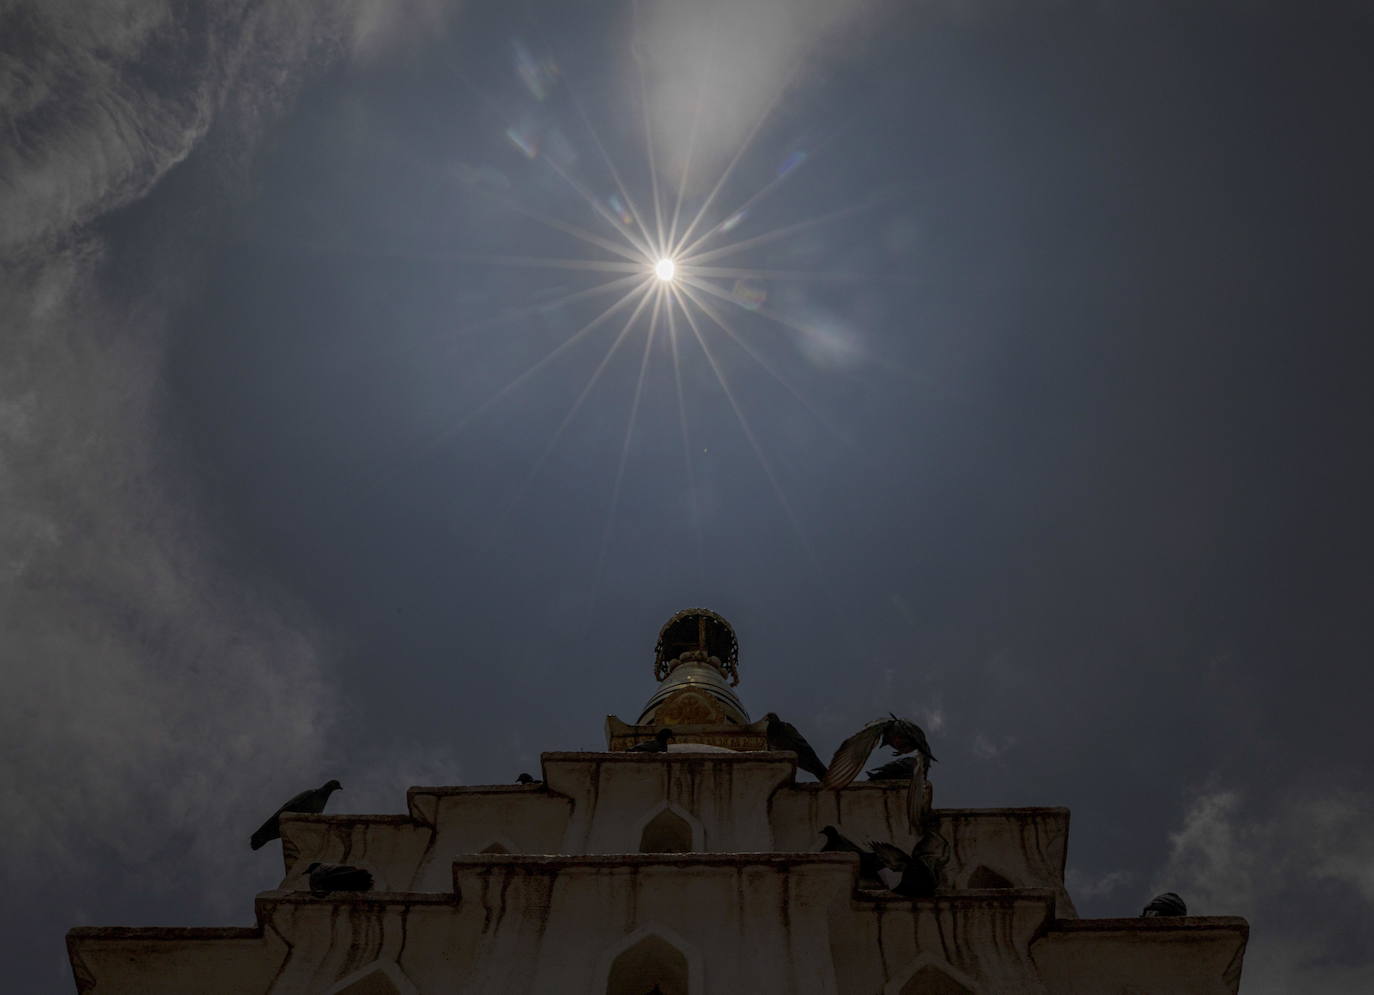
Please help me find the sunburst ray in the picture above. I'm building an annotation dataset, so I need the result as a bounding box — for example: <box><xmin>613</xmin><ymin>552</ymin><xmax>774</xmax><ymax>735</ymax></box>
<box><xmin>670</xmin><ymin>287</ymin><xmax>817</xmax><ymax>564</ymax></box>
<box><xmin>675</xmin><ymin>278</ymin><xmax>852</xmax><ymax>447</ymax></box>
<box><xmin>595</xmin><ymin>285</ymin><xmax>665</xmax><ymax>584</ymax></box>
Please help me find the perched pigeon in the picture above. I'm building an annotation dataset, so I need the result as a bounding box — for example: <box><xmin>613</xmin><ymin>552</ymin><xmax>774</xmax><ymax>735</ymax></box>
<box><xmin>866</xmin><ymin>756</ymin><xmax>917</xmax><ymax>781</ymax></box>
<box><xmin>823</xmin><ymin>716</ymin><xmax>936</xmax><ymax>835</ymax></box>
<box><xmin>250</xmin><ymin>780</ymin><xmax>342</xmax><ymax>850</ymax></box>
<box><xmin>305</xmin><ymin>862</ymin><xmax>373</xmax><ymax>895</ymax></box>
<box><xmin>629</xmin><ymin>728</ymin><xmax>675</xmax><ymax>752</ymax></box>
<box><xmin>819</xmin><ymin>825</ymin><xmax>879</xmax><ymax>878</ymax></box>
<box><xmin>1141</xmin><ymin>892</ymin><xmax>1187</xmax><ymax>917</ymax></box>
<box><xmin>516</xmin><ymin>772</ymin><xmax>539</xmax><ymax>784</ymax></box>
<box><xmin>644</xmin><ymin>986</ymin><xmax>664</xmax><ymax>995</ymax></box>
<box><xmin>763</xmin><ymin>712</ymin><xmax>828</xmax><ymax>780</ymax></box>
<box><xmin>867</xmin><ymin>831</ymin><xmax>947</xmax><ymax>898</ymax></box>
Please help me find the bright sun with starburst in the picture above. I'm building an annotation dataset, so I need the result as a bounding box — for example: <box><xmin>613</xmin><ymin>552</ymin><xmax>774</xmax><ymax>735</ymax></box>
<box><xmin>438</xmin><ymin>9</ymin><xmax>883</xmax><ymax>588</ymax></box>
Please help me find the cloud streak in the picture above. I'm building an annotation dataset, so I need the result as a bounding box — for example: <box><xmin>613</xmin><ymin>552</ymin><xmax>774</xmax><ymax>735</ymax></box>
<box><xmin>0</xmin><ymin>1</ymin><xmax>466</xmax><ymax>985</ymax></box>
<box><xmin>1160</xmin><ymin>788</ymin><xmax>1374</xmax><ymax>994</ymax></box>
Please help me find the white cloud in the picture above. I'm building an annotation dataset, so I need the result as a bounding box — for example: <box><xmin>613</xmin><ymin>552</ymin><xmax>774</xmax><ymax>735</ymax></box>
<box><xmin>972</xmin><ymin>731</ymin><xmax>1015</xmax><ymax>760</ymax></box>
<box><xmin>1065</xmin><ymin>866</ymin><xmax>1134</xmax><ymax>901</ymax></box>
<box><xmin>0</xmin><ymin>0</ymin><xmax>469</xmax><ymax>941</ymax></box>
<box><xmin>1160</xmin><ymin>788</ymin><xmax>1374</xmax><ymax>994</ymax></box>
<box><xmin>0</xmin><ymin>0</ymin><xmax>463</xmax><ymax>254</ymax></box>
<box><xmin>634</xmin><ymin>0</ymin><xmax>879</xmax><ymax>223</ymax></box>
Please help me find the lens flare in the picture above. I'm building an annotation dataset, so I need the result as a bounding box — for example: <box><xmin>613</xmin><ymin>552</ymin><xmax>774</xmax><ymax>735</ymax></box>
<box><xmin>654</xmin><ymin>258</ymin><xmax>676</xmax><ymax>282</ymax></box>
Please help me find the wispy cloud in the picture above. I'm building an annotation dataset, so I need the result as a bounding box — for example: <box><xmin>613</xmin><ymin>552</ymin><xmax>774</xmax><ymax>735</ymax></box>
<box><xmin>1160</xmin><ymin>788</ymin><xmax>1374</xmax><ymax>994</ymax></box>
<box><xmin>0</xmin><ymin>0</ymin><xmax>469</xmax><ymax>978</ymax></box>
<box><xmin>1064</xmin><ymin>866</ymin><xmax>1134</xmax><ymax>901</ymax></box>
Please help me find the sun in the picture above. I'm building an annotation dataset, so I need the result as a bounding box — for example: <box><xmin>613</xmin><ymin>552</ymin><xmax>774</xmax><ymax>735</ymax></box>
<box><xmin>653</xmin><ymin>257</ymin><xmax>676</xmax><ymax>282</ymax></box>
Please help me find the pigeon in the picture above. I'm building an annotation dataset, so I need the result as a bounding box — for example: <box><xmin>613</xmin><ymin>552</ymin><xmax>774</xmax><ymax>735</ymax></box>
<box><xmin>823</xmin><ymin>716</ymin><xmax>936</xmax><ymax>835</ymax></box>
<box><xmin>249</xmin><ymin>779</ymin><xmax>342</xmax><ymax>850</ymax></box>
<box><xmin>629</xmin><ymin>728</ymin><xmax>675</xmax><ymax>752</ymax></box>
<box><xmin>819</xmin><ymin>825</ymin><xmax>879</xmax><ymax>878</ymax></box>
<box><xmin>866</xmin><ymin>756</ymin><xmax>917</xmax><ymax>780</ymax></box>
<box><xmin>305</xmin><ymin>862</ymin><xmax>373</xmax><ymax>895</ymax></box>
<box><xmin>867</xmin><ymin>829</ymin><xmax>948</xmax><ymax>898</ymax></box>
<box><xmin>1141</xmin><ymin>892</ymin><xmax>1188</xmax><ymax>917</ymax></box>
<box><xmin>763</xmin><ymin>712</ymin><xmax>828</xmax><ymax>780</ymax></box>
<box><xmin>822</xmin><ymin>715</ymin><xmax>937</xmax><ymax>791</ymax></box>
<box><xmin>644</xmin><ymin>987</ymin><xmax>664</xmax><ymax>995</ymax></box>
<box><xmin>516</xmin><ymin>772</ymin><xmax>539</xmax><ymax>784</ymax></box>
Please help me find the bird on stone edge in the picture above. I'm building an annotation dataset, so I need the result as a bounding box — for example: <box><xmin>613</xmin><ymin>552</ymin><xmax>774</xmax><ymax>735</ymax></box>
<box><xmin>628</xmin><ymin>728</ymin><xmax>675</xmax><ymax>752</ymax></box>
<box><xmin>763</xmin><ymin>712</ymin><xmax>828</xmax><ymax>780</ymax></box>
<box><xmin>866</xmin><ymin>756</ymin><xmax>918</xmax><ymax>780</ymax></box>
<box><xmin>819</xmin><ymin>825</ymin><xmax>880</xmax><ymax>878</ymax></box>
<box><xmin>250</xmin><ymin>779</ymin><xmax>342</xmax><ymax>850</ymax></box>
<box><xmin>1141</xmin><ymin>892</ymin><xmax>1187</xmax><ymax>917</ymax></box>
<box><xmin>516</xmin><ymin>772</ymin><xmax>539</xmax><ymax>784</ymax></box>
<box><xmin>867</xmin><ymin>827</ymin><xmax>948</xmax><ymax>898</ymax></box>
<box><xmin>823</xmin><ymin>715</ymin><xmax>937</xmax><ymax>834</ymax></box>
<box><xmin>306</xmin><ymin>862</ymin><xmax>374</xmax><ymax>895</ymax></box>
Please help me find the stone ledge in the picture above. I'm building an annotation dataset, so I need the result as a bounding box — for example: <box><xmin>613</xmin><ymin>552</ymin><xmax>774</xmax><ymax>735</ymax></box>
<box><xmin>854</xmin><ymin>887</ymin><xmax>1060</xmax><ymax>907</ymax></box>
<box><xmin>1044</xmin><ymin>916</ymin><xmax>1250</xmax><ymax>934</ymax></box>
<box><xmin>281</xmin><ymin>812</ymin><xmax>413</xmax><ymax>825</ymax></box>
<box><xmin>406</xmin><ymin>784</ymin><xmax>545</xmax><ymax>797</ymax></box>
<box><xmin>540</xmin><ymin>750</ymin><xmax>801</xmax><ymax>764</ymax></box>
<box><xmin>255</xmin><ymin>889</ymin><xmax>456</xmax><ymax>911</ymax></box>
<box><xmin>66</xmin><ymin>926</ymin><xmax>262</xmax><ymax>941</ymax></box>
<box><xmin>451</xmin><ymin>851</ymin><xmax>858</xmax><ymax>869</ymax></box>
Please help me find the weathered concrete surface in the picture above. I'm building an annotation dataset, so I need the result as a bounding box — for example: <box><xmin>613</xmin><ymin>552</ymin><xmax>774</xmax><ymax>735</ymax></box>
<box><xmin>1031</xmin><ymin>916</ymin><xmax>1250</xmax><ymax>994</ymax></box>
<box><xmin>65</xmin><ymin>926</ymin><xmax>280</xmax><ymax>995</ymax></box>
<box><xmin>828</xmin><ymin>890</ymin><xmax>1059</xmax><ymax>994</ymax></box>
<box><xmin>67</xmin><ymin>753</ymin><xmax>1248</xmax><ymax>993</ymax></box>
<box><xmin>279</xmin><ymin>753</ymin><xmax>1074</xmax><ymax>909</ymax></box>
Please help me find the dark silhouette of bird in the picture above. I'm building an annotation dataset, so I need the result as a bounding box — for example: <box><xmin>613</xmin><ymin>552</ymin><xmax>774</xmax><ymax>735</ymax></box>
<box><xmin>866</xmin><ymin>756</ymin><xmax>917</xmax><ymax>780</ymax></box>
<box><xmin>763</xmin><ymin>712</ymin><xmax>827</xmax><ymax>780</ymax></box>
<box><xmin>629</xmin><ymin>728</ymin><xmax>675</xmax><ymax>752</ymax></box>
<box><xmin>250</xmin><ymin>779</ymin><xmax>342</xmax><ymax>850</ymax></box>
<box><xmin>643</xmin><ymin>986</ymin><xmax>664</xmax><ymax>995</ymax></box>
<box><xmin>867</xmin><ymin>828</ymin><xmax>948</xmax><ymax>897</ymax></box>
<box><xmin>516</xmin><ymin>772</ymin><xmax>539</xmax><ymax>784</ymax></box>
<box><xmin>819</xmin><ymin>825</ymin><xmax>879</xmax><ymax>877</ymax></box>
<box><xmin>305</xmin><ymin>862</ymin><xmax>373</xmax><ymax>895</ymax></box>
<box><xmin>1141</xmin><ymin>892</ymin><xmax>1187</xmax><ymax>917</ymax></box>
<box><xmin>822</xmin><ymin>715</ymin><xmax>937</xmax><ymax>791</ymax></box>
<box><xmin>824</xmin><ymin>715</ymin><xmax>936</xmax><ymax>835</ymax></box>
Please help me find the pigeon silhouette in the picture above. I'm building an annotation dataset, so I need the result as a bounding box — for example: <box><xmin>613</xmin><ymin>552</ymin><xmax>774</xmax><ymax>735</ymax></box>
<box><xmin>250</xmin><ymin>780</ymin><xmax>341</xmax><ymax>850</ymax></box>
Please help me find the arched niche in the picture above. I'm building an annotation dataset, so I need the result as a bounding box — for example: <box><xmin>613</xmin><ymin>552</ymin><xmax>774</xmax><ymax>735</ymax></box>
<box><xmin>884</xmin><ymin>955</ymin><xmax>978</xmax><ymax>995</ymax></box>
<box><xmin>899</xmin><ymin>965</ymin><xmax>974</xmax><ymax>995</ymax></box>
<box><xmin>327</xmin><ymin>961</ymin><xmax>417</xmax><ymax>995</ymax></box>
<box><xmin>605</xmin><ymin>932</ymin><xmax>690</xmax><ymax>995</ymax></box>
<box><xmin>637</xmin><ymin>804</ymin><xmax>699</xmax><ymax>853</ymax></box>
<box><xmin>967</xmin><ymin>864</ymin><xmax>1014</xmax><ymax>889</ymax></box>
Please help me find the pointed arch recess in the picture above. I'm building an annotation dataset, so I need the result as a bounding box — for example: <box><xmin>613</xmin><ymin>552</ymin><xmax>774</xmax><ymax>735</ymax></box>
<box><xmin>966</xmin><ymin>864</ymin><xmax>1015</xmax><ymax>889</ymax></box>
<box><xmin>633</xmin><ymin>801</ymin><xmax>703</xmax><ymax>853</ymax></box>
<box><xmin>883</xmin><ymin>953</ymin><xmax>978</xmax><ymax>995</ymax></box>
<box><xmin>326</xmin><ymin>961</ymin><xmax>419</xmax><ymax>995</ymax></box>
<box><xmin>597</xmin><ymin>925</ymin><xmax>703</xmax><ymax>995</ymax></box>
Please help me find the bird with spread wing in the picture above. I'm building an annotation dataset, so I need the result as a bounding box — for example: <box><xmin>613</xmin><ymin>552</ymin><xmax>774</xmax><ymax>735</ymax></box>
<box><xmin>867</xmin><ymin>825</ymin><xmax>950</xmax><ymax>897</ymax></box>
<box><xmin>822</xmin><ymin>714</ymin><xmax>936</xmax><ymax>834</ymax></box>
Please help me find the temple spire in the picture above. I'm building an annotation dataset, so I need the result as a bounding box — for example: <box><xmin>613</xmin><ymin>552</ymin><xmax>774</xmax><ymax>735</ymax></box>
<box><xmin>605</xmin><ymin>609</ymin><xmax>766</xmax><ymax>750</ymax></box>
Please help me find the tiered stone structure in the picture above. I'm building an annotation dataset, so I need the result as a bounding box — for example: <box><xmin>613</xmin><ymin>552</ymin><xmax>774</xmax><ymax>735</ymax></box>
<box><xmin>67</xmin><ymin>609</ymin><xmax>1248</xmax><ymax>993</ymax></box>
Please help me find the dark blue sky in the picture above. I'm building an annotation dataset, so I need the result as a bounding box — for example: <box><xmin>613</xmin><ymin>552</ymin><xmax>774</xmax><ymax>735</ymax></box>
<box><xmin>4</xmin><ymin>2</ymin><xmax>1373</xmax><ymax>991</ymax></box>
